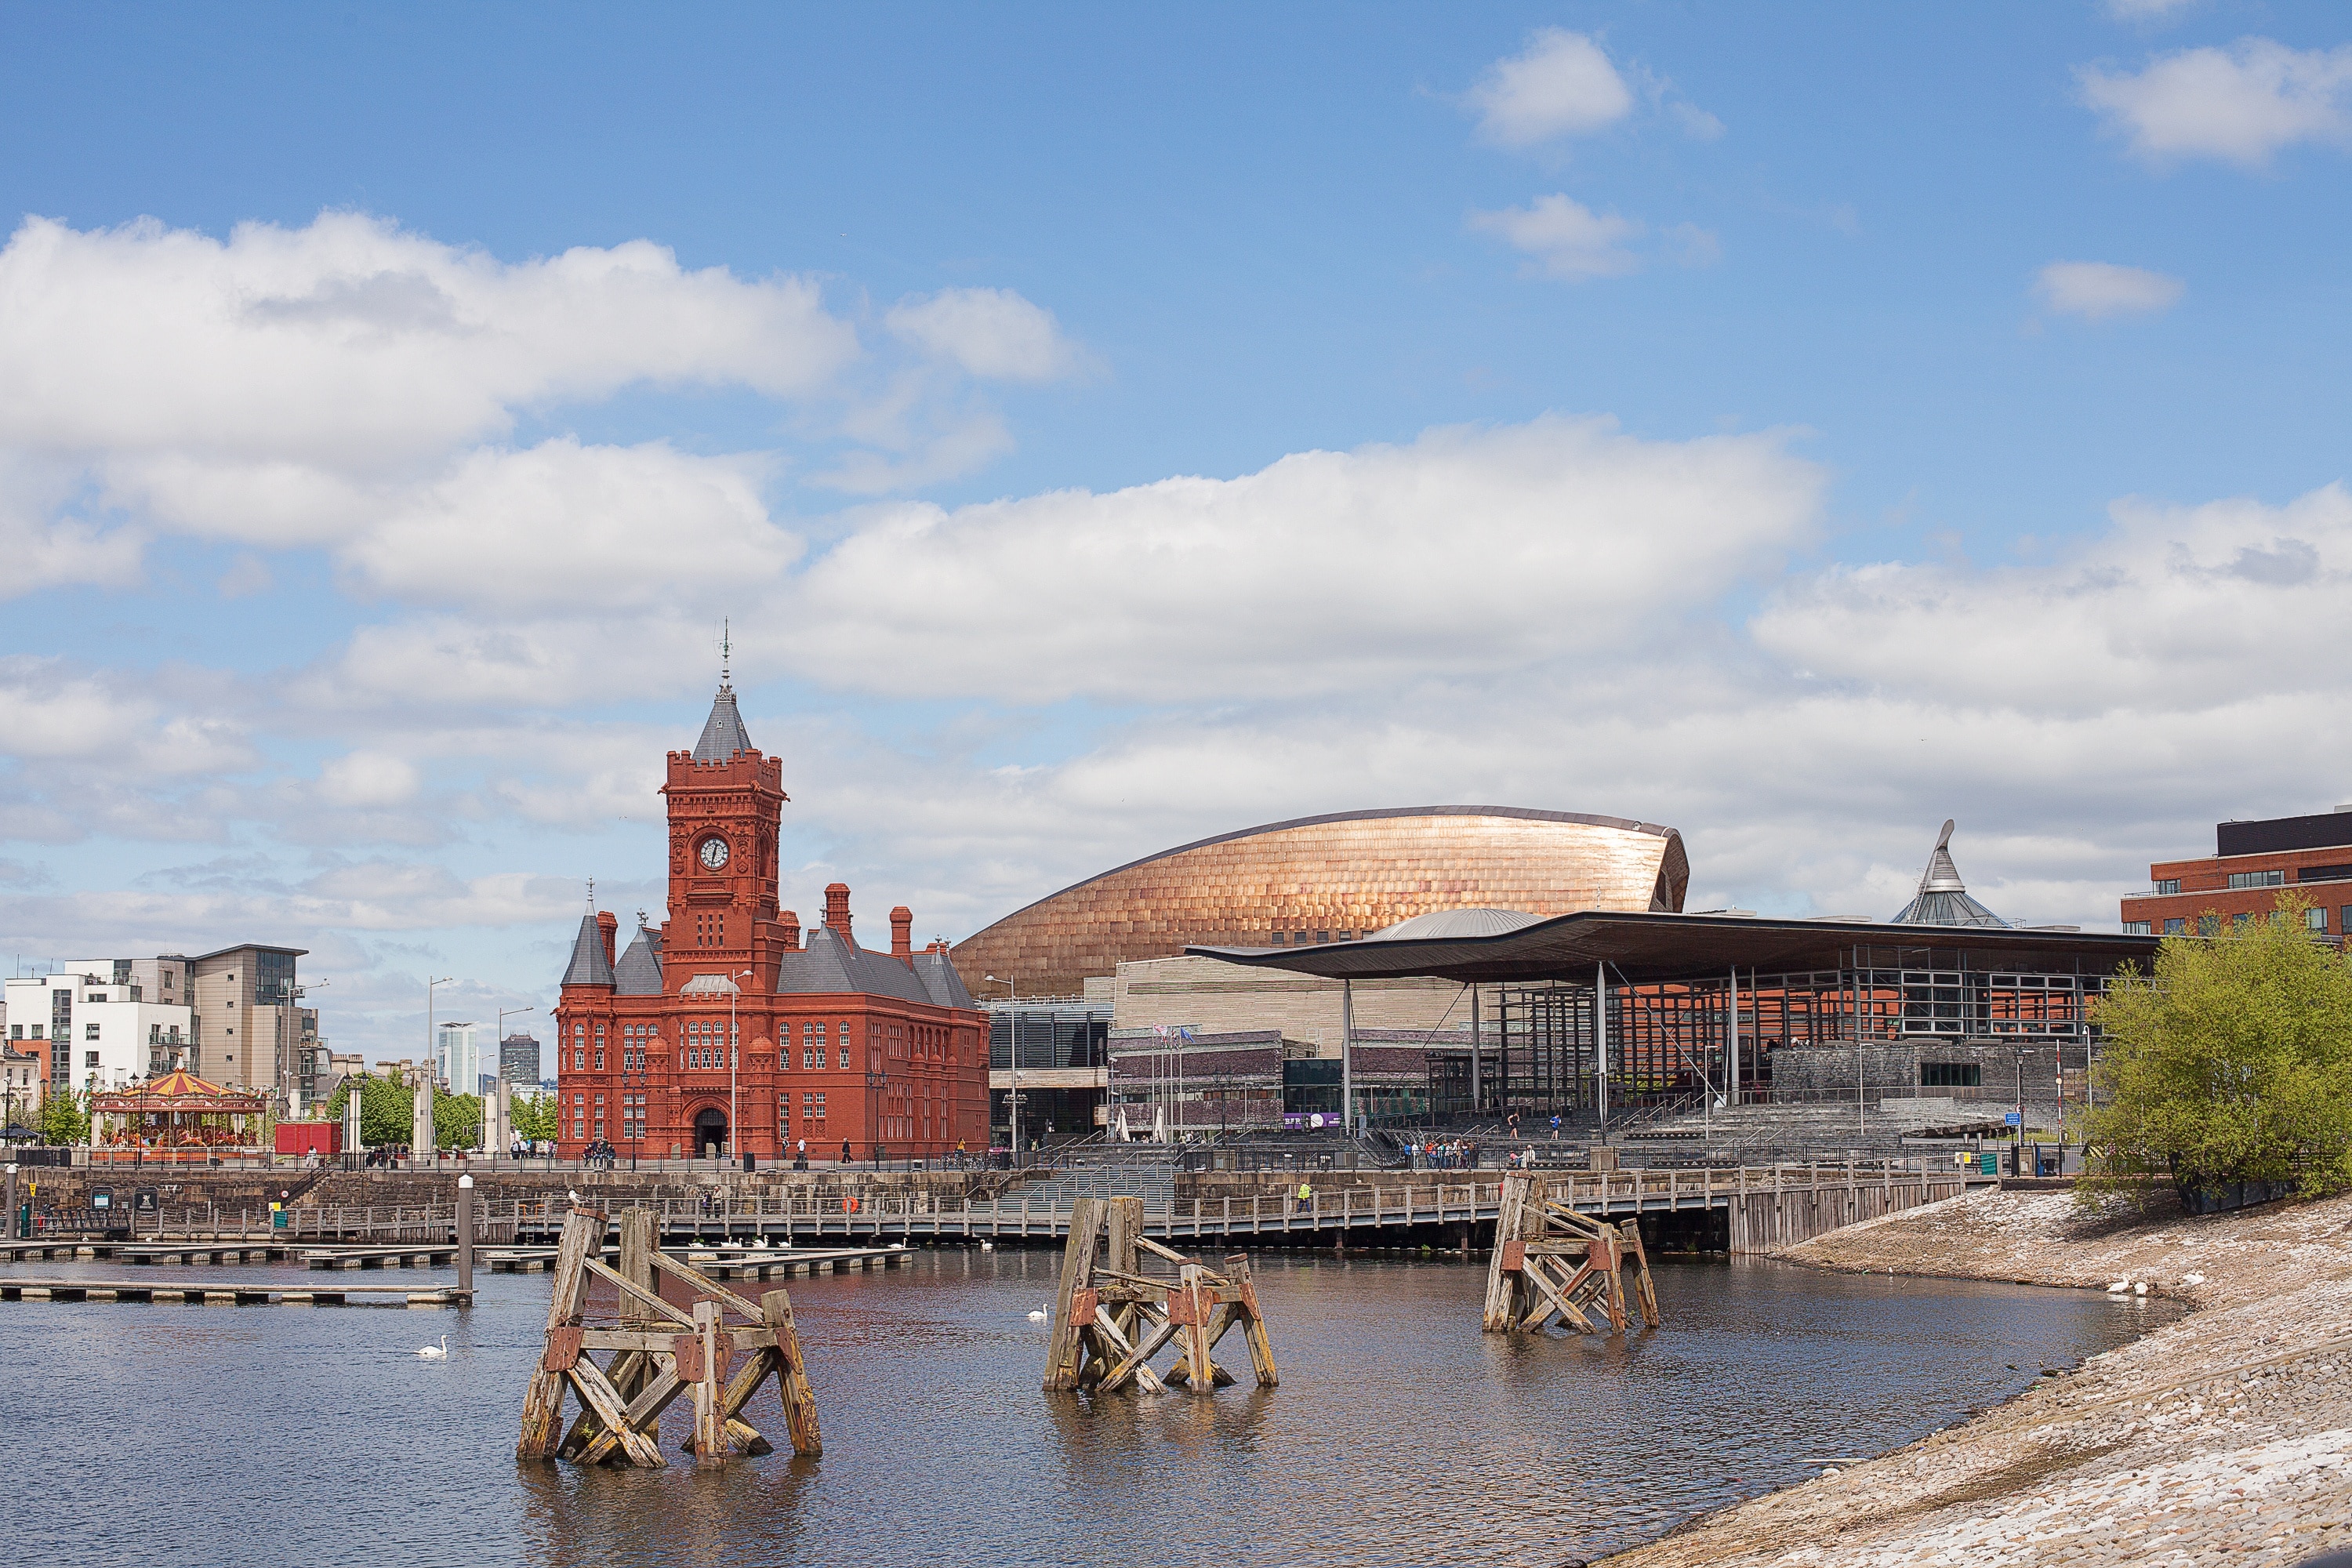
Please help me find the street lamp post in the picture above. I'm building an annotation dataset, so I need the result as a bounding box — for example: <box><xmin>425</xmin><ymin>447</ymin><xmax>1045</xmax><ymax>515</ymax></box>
<box><xmin>424</xmin><ymin>976</ymin><xmax>454</xmax><ymax>1168</ymax></box>
<box><xmin>732</xmin><ymin>970</ymin><xmax>751</xmax><ymax>1174</ymax></box>
<box><xmin>985</xmin><ymin>975</ymin><xmax>1017</xmax><ymax>1168</ymax></box>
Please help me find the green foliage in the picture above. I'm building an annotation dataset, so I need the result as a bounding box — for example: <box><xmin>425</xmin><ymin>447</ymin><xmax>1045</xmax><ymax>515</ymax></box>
<box><xmin>435</xmin><ymin>1089</ymin><xmax>482</xmax><ymax>1151</ymax></box>
<box><xmin>512</xmin><ymin>1091</ymin><xmax>557</xmax><ymax>1144</ymax></box>
<box><xmin>39</xmin><ymin>1087</ymin><xmax>89</xmax><ymax>1145</ymax></box>
<box><xmin>2082</xmin><ymin>894</ymin><xmax>2352</xmax><ymax>1198</ymax></box>
<box><xmin>322</xmin><ymin>1075</ymin><xmax>487</xmax><ymax>1149</ymax></box>
<box><xmin>327</xmin><ymin>1073</ymin><xmax>413</xmax><ymax>1147</ymax></box>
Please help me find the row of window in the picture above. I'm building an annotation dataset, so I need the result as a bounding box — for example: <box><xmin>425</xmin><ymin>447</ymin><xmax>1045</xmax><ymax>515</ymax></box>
<box><xmin>566</xmin><ymin>1089</ymin><xmax>961</xmax><ymax>1145</ymax></box>
<box><xmin>2124</xmin><ymin>907</ymin><xmax>2339</xmax><ymax>937</ymax></box>
<box><xmin>564</xmin><ymin>1016</ymin><xmax>966</xmax><ymax>1073</ymax></box>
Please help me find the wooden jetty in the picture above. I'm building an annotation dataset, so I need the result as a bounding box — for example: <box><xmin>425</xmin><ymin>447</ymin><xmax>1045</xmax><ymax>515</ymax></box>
<box><xmin>20</xmin><ymin>1163</ymin><xmax>1975</xmax><ymax>1256</ymax></box>
<box><xmin>517</xmin><ymin>1209</ymin><xmax>821</xmax><ymax>1469</ymax></box>
<box><xmin>485</xmin><ymin>1241</ymin><xmax>904</xmax><ymax>1278</ymax></box>
<box><xmin>302</xmin><ymin>1244</ymin><xmax>461</xmax><ymax>1271</ymax></box>
<box><xmin>1483</xmin><ymin>1172</ymin><xmax>1660</xmax><ymax>1335</ymax></box>
<box><xmin>0</xmin><ymin>1241</ymin><xmax>296</xmax><ymax>1265</ymax></box>
<box><xmin>1040</xmin><ymin>1196</ymin><xmax>1277</xmax><ymax>1396</ymax></box>
<box><xmin>0</xmin><ymin>1277</ymin><xmax>460</xmax><ymax>1307</ymax></box>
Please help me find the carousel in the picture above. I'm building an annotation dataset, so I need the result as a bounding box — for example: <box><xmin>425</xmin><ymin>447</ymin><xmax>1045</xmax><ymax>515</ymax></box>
<box><xmin>91</xmin><ymin>1070</ymin><xmax>269</xmax><ymax>1162</ymax></box>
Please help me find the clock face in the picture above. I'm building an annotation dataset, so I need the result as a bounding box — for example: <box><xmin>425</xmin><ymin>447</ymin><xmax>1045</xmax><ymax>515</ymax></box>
<box><xmin>698</xmin><ymin>837</ymin><xmax>731</xmax><ymax>870</ymax></box>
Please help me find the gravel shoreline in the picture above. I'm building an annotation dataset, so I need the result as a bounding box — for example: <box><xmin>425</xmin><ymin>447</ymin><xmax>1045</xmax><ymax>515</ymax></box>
<box><xmin>1595</xmin><ymin>1185</ymin><xmax>2352</xmax><ymax>1568</ymax></box>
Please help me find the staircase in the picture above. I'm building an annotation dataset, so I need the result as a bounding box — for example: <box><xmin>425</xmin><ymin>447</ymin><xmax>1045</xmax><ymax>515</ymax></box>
<box><xmin>1000</xmin><ymin>1147</ymin><xmax>1185</xmax><ymax>1210</ymax></box>
<box><xmin>1617</xmin><ymin>1098</ymin><xmax>2017</xmax><ymax>1161</ymax></box>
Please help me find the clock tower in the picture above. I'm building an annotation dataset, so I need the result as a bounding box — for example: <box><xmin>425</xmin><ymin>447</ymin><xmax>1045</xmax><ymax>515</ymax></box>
<box><xmin>660</xmin><ymin>672</ymin><xmax>791</xmax><ymax>993</ymax></box>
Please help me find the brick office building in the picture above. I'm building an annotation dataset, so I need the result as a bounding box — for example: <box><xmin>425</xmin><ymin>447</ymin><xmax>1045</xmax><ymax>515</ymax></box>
<box><xmin>2121</xmin><ymin>808</ymin><xmax>2352</xmax><ymax>939</ymax></box>
<box><xmin>554</xmin><ymin>676</ymin><xmax>987</xmax><ymax>1163</ymax></box>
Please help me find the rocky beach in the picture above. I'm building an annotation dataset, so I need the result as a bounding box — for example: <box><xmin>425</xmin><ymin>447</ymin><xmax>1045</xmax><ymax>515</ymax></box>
<box><xmin>1600</xmin><ymin>1185</ymin><xmax>2352</xmax><ymax>1568</ymax></box>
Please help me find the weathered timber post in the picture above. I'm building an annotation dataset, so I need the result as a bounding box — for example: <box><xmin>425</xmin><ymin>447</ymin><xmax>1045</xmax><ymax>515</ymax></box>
<box><xmin>691</xmin><ymin>1298</ymin><xmax>727</xmax><ymax>1466</ymax></box>
<box><xmin>1041</xmin><ymin>1197</ymin><xmax>1106</xmax><ymax>1391</ymax></box>
<box><xmin>1106</xmin><ymin>1196</ymin><xmax>1142</xmax><ymax>1345</ymax></box>
<box><xmin>517</xmin><ymin>1208</ymin><xmax>604</xmax><ymax>1461</ymax></box>
<box><xmin>1481</xmin><ymin>1174</ymin><xmax>1536</xmax><ymax>1330</ymax></box>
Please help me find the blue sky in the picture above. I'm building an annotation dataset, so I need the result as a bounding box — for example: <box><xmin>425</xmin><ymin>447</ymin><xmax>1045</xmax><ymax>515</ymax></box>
<box><xmin>2</xmin><ymin>2</ymin><xmax>2349</xmax><ymax>1061</ymax></box>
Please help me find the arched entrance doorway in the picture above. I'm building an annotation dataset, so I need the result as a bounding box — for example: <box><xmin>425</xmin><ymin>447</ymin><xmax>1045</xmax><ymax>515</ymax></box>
<box><xmin>694</xmin><ymin>1107</ymin><xmax>728</xmax><ymax>1159</ymax></box>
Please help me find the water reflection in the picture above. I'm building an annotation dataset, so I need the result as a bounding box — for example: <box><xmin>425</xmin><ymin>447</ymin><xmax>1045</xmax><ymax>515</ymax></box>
<box><xmin>5</xmin><ymin>1249</ymin><xmax>2172</xmax><ymax>1568</ymax></box>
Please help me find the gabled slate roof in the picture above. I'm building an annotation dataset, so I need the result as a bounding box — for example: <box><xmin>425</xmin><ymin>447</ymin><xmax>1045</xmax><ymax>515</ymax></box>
<box><xmin>614</xmin><ymin>927</ymin><xmax>663</xmax><ymax>995</ymax></box>
<box><xmin>561</xmin><ymin>913</ymin><xmax>615</xmax><ymax>987</ymax></box>
<box><xmin>764</xmin><ymin>925</ymin><xmax>937</xmax><ymax>1006</ymax></box>
<box><xmin>692</xmin><ymin>683</ymin><xmax>754</xmax><ymax>763</ymax></box>
<box><xmin>913</xmin><ymin>949</ymin><xmax>975</xmax><ymax>1009</ymax></box>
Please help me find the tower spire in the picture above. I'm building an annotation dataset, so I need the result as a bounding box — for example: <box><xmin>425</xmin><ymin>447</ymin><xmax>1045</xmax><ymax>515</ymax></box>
<box><xmin>720</xmin><ymin>617</ymin><xmax>731</xmax><ymax>689</ymax></box>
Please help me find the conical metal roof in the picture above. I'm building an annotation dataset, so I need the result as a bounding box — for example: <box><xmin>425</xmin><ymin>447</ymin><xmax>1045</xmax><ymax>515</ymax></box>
<box><xmin>1889</xmin><ymin>820</ymin><xmax>2009</xmax><ymax>928</ymax></box>
<box><xmin>692</xmin><ymin>684</ymin><xmax>753</xmax><ymax>763</ymax></box>
<box><xmin>561</xmin><ymin>913</ymin><xmax>615</xmax><ymax>986</ymax></box>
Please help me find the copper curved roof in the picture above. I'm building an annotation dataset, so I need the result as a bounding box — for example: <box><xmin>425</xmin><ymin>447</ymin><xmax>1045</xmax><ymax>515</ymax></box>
<box><xmin>951</xmin><ymin>805</ymin><xmax>1688</xmax><ymax>997</ymax></box>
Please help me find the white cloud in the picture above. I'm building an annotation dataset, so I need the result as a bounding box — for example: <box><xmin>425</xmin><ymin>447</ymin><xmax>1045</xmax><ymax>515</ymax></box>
<box><xmin>2081</xmin><ymin>38</ymin><xmax>2352</xmax><ymax>166</ymax></box>
<box><xmin>1465</xmin><ymin>29</ymin><xmax>1634</xmax><ymax>147</ymax></box>
<box><xmin>785</xmin><ymin>414</ymin><xmax>1823</xmax><ymax>702</ymax></box>
<box><xmin>0</xmin><ymin>658</ymin><xmax>254</xmax><ymax>775</ymax></box>
<box><xmin>1469</xmin><ymin>194</ymin><xmax>1646</xmax><ymax>279</ymax></box>
<box><xmin>885</xmin><ymin>288</ymin><xmax>1083</xmax><ymax>382</ymax></box>
<box><xmin>2034</xmin><ymin>260</ymin><xmax>2185</xmax><ymax>319</ymax></box>
<box><xmin>318</xmin><ymin>751</ymin><xmax>421</xmax><ymax>808</ymax></box>
<box><xmin>0</xmin><ymin>212</ymin><xmax>860</xmax><ymax>470</ymax></box>
<box><xmin>1753</xmin><ymin>484</ymin><xmax>2352</xmax><ymax>713</ymax></box>
<box><xmin>339</xmin><ymin>437</ymin><xmax>797</xmax><ymax>609</ymax></box>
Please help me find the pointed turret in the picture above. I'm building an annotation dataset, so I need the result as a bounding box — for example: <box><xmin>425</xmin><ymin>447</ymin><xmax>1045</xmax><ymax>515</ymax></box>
<box><xmin>561</xmin><ymin>912</ymin><xmax>616</xmax><ymax>986</ymax></box>
<box><xmin>1889</xmin><ymin>820</ymin><xmax>2009</xmax><ymax>928</ymax></box>
<box><xmin>693</xmin><ymin>683</ymin><xmax>753</xmax><ymax>763</ymax></box>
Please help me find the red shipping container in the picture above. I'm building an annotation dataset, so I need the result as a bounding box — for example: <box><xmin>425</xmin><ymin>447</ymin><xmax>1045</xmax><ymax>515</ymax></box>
<box><xmin>274</xmin><ymin>1123</ymin><xmax>342</xmax><ymax>1157</ymax></box>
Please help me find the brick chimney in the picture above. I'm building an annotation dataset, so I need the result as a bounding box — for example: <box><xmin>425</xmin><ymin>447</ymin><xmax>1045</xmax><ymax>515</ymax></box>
<box><xmin>823</xmin><ymin>883</ymin><xmax>853</xmax><ymax>942</ymax></box>
<box><xmin>779</xmin><ymin>909</ymin><xmax>800</xmax><ymax>950</ymax></box>
<box><xmin>890</xmin><ymin>906</ymin><xmax>913</xmax><ymax>962</ymax></box>
<box><xmin>596</xmin><ymin>910</ymin><xmax>618</xmax><ymax>968</ymax></box>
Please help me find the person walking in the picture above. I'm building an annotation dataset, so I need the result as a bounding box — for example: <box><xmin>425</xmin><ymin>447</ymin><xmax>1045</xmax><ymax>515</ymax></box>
<box><xmin>840</xmin><ymin>1138</ymin><xmax>852</xmax><ymax>1166</ymax></box>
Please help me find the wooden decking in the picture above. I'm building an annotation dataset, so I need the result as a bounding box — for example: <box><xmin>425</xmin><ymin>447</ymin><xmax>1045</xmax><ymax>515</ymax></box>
<box><xmin>0</xmin><ymin>1277</ymin><xmax>462</xmax><ymax>1306</ymax></box>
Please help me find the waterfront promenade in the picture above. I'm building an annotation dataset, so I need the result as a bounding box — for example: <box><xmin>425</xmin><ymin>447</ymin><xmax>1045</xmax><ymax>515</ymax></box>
<box><xmin>11</xmin><ymin>1161</ymin><xmax>1976</xmax><ymax>1255</ymax></box>
<box><xmin>1602</xmin><ymin>1186</ymin><xmax>2352</xmax><ymax>1568</ymax></box>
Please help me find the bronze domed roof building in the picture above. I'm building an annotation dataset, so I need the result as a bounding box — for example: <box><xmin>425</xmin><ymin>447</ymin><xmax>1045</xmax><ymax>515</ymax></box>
<box><xmin>951</xmin><ymin>805</ymin><xmax>1687</xmax><ymax>998</ymax></box>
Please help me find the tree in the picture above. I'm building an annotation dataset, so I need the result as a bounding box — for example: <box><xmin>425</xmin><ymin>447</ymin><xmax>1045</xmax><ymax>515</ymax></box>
<box><xmin>434</xmin><ymin>1088</ymin><xmax>482</xmax><ymax>1151</ymax></box>
<box><xmin>2082</xmin><ymin>894</ymin><xmax>2352</xmax><ymax>1199</ymax></box>
<box><xmin>39</xmin><ymin>1087</ymin><xmax>89</xmax><ymax>1145</ymax></box>
<box><xmin>512</xmin><ymin>1091</ymin><xmax>557</xmax><ymax>1144</ymax></box>
<box><xmin>326</xmin><ymin>1073</ymin><xmax>412</xmax><ymax>1148</ymax></box>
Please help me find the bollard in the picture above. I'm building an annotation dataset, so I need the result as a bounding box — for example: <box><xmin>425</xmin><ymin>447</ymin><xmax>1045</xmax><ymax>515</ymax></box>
<box><xmin>456</xmin><ymin>1174</ymin><xmax>474</xmax><ymax>1298</ymax></box>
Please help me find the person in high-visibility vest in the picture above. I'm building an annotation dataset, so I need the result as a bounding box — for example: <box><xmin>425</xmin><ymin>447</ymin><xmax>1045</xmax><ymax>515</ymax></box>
<box><xmin>1296</xmin><ymin>1181</ymin><xmax>1311</xmax><ymax>1215</ymax></box>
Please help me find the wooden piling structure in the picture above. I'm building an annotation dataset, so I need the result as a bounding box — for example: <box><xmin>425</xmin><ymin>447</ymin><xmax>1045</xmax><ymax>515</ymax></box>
<box><xmin>1040</xmin><ymin>1194</ymin><xmax>1277</xmax><ymax>1396</ymax></box>
<box><xmin>1483</xmin><ymin>1172</ymin><xmax>1661</xmax><ymax>1336</ymax></box>
<box><xmin>517</xmin><ymin>1207</ymin><xmax>821</xmax><ymax>1468</ymax></box>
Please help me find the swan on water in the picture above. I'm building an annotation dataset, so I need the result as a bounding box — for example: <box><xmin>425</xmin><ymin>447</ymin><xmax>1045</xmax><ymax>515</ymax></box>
<box><xmin>1027</xmin><ymin>1303</ymin><xmax>1049</xmax><ymax>1322</ymax></box>
<box><xmin>979</xmin><ymin>1241</ymin><xmax>993</xmax><ymax>1252</ymax></box>
<box><xmin>419</xmin><ymin>1335</ymin><xmax>449</xmax><ymax>1360</ymax></box>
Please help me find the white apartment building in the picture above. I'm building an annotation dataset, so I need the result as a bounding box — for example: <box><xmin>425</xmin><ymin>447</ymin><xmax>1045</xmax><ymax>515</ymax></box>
<box><xmin>435</xmin><ymin>1022</ymin><xmax>481</xmax><ymax>1095</ymax></box>
<box><xmin>3</xmin><ymin>959</ymin><xmax>196</xmax><ymax>1095</ymax></box>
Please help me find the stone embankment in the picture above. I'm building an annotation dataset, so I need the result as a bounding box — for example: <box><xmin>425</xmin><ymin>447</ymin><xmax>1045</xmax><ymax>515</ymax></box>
<box><xmin>1601</xmin><ymin>1185</ymin><xmax>2352</xmax><ymax>1568</ymax></box>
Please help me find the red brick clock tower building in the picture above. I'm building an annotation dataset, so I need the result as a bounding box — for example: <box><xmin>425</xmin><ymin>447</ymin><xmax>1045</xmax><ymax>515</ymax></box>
<box><xmin>554</xmin><ymin>673</ymin><xmax>987</xmax><ymax>1163</ymax></box>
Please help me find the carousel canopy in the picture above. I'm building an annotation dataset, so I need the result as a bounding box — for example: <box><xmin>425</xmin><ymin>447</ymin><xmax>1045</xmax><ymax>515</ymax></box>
<box><xmin>92</xmin><ymin>1069</ymin><xmax>268</xmax><ymax>1115</ymax></box>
